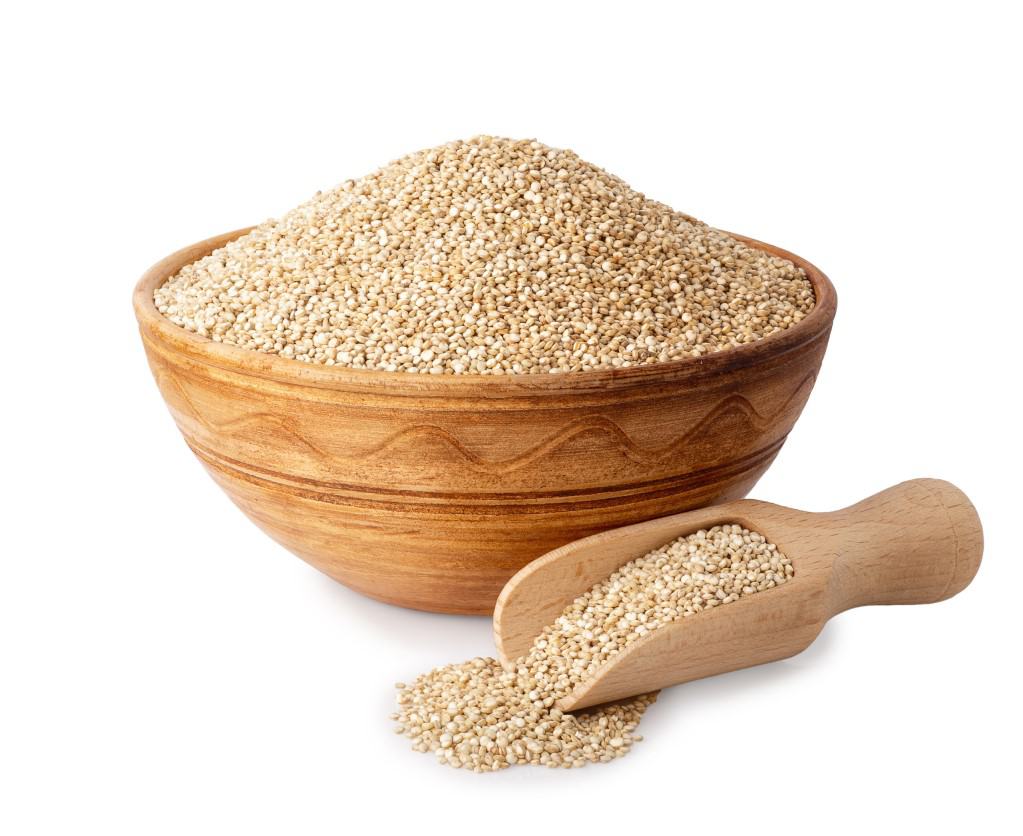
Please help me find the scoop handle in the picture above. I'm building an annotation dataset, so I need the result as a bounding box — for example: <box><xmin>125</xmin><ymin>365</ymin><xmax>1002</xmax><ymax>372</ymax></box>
<box><xmin>822</xmin><ymin>478</ymin><xmax>983</xmax><ymax>614</ymax></box>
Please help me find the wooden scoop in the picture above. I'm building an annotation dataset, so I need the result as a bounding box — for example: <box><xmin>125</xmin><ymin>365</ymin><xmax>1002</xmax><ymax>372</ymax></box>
<box><xmin>493</xmin><ymin>479</ymin><xmax>982</xmax><ymax>711</ymax></box>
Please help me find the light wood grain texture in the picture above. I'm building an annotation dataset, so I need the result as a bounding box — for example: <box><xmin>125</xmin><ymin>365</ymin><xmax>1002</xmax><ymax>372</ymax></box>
<box><xmin>494</xmin><ymin>479</ymin><xmax>982</xmax><ymax>710</ymax></box>
<box><xmin>133</xmin><ymin>228</ymin><xmax>836</xmax><ymax>614</ymax></box>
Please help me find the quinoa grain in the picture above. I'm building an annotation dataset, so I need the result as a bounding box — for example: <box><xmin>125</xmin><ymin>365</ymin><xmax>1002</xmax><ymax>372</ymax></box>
<box><xmin>156</xmin><ymin>137</ymin><xmax>814</xmax><ymax>374</ymax></box>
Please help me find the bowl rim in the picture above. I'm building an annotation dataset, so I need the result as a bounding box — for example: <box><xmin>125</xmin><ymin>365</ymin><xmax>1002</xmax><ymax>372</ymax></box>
<box><xmin>134</xmin><ymin>227</ymin><xmax>837</xmax><ymax>395</ymax></box>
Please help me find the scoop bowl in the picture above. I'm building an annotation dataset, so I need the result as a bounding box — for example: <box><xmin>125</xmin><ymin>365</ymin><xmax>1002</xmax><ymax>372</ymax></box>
<box><xmin>493</xmin><ymin>479</ymin><xmax>982</xmax><ymax>710</ymax></box>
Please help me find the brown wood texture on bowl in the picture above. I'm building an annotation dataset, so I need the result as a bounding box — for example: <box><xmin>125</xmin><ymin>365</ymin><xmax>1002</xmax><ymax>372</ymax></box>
<box><xmin>133</xmin><ymin>228</ymin><xmax>837</xmax><ymax>614</ymax></box>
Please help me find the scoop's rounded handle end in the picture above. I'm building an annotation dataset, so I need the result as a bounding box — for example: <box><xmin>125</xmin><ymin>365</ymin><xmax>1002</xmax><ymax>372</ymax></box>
<box><xmin>827</xmin><ymin>478</ymin><xmax>983</xmax><ymax>612</ymax></box>
<box><xmin>925</xmin><ymin>479</ymin><xmax>984</xmax><ymax>602</ymax></box>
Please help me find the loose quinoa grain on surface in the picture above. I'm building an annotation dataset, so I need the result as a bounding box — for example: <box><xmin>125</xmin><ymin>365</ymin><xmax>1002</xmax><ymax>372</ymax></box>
<box><xmin>155</xmin><ymin>136</ymin><xmax>815</xmax><ymax>375</ymax></box>
<box><xmin>395</xmin><ymin>525</ymin><xmax>793</xmax><ymax>771</ymax></box>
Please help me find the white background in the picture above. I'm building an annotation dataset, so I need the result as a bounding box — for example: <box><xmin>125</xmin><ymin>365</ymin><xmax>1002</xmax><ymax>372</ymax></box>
<box><xmin>3</xmin><ymin>2</ymin><xmax>1021</xmax><ymax>833</ymax></box>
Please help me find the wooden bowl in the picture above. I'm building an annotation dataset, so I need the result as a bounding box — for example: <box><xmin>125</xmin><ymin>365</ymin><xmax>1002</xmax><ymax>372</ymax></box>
<box><xmin>134</xmin><ymin>228</ymin><xmax>837</xmax><ymax>614</ymax></box>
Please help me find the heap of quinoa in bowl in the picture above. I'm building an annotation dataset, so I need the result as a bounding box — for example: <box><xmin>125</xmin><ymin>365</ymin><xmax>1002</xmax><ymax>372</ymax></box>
<box><xmin>155</xmin><ymin>136</ymin><xmax>815</xmax><ymax>375</ymax></box>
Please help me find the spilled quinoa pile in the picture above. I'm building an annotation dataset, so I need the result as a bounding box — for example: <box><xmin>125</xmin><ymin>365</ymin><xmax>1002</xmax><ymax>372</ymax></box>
<box><xmin>394</xmin><ymin>524</ymin><xmax>793</xmax><ymax>771</ymax></box>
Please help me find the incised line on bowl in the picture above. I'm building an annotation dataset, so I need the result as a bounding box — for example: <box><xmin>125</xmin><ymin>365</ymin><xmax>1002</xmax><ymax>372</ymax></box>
<box><xmin>154</xmin><ymin>365</ymin><xmax>816</xmax><ymax>475</ymax></box>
